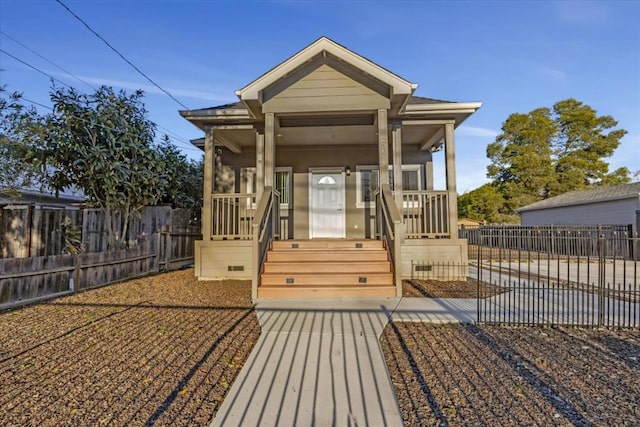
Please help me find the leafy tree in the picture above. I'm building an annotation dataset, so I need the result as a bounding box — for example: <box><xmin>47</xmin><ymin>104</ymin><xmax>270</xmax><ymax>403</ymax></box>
<box><xmin>36</xmin><ymin>86</ymin><xmax>165</xmax><ymax>248</ymax></box>
<box><xmin>484</xmin><ymin>98</ymin><xmax>629</xmax><ymax>219</ymax></box>
<box><xmin>550</xmin><ymin>99</ymin><xmax>629</xmax><ymax>195</ymax></box>
<box><xmin>458</xmin><ymin>183</ymin><xmax>517</xmax><ymax>224</ymax></box>
<box><xmin>0</xmin><ymin>87</ymin><xmax>44</xmax><ymax>196</ymax></box>
<box><xmin>156</xmin><ymin>135</ymin><xmax>203</xmax><ymax>225</ymax></box>
<box><xmin>487</xmin><ymin>107</ymin><xmax>556</xmax><ymax>214</ymax></box>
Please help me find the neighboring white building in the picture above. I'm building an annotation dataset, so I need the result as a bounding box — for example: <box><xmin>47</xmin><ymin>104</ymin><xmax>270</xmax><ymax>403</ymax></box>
<box><xmin>517</xmin><ymin>182</ymin><xmax>640</xmax><ymax>237</ymax></box>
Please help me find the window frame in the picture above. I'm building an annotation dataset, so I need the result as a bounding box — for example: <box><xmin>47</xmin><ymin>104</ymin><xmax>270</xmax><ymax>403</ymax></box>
<box><xmin>242</xmin><ymin>166</ymin><xmax>292</xmax><ymax>209</ymax></box>
<box><xmin>355</xmin><ymin>164</ymin><xmax>423</xmax><ymax>209</ymax></box>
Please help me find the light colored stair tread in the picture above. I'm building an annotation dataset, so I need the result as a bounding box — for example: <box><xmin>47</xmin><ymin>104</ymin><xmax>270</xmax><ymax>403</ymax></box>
<box><xmin>260</xmin><ymin>239</ymin><xmax>395</xmax><ymax>298</ymax></box>
<box><xmin>257</xmin><ymin>286</ymin><xmax>396</xmax><ymax>298</ymax></box>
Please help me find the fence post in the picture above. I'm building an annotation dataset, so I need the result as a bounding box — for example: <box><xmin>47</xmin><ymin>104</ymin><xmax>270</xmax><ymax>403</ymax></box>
<box><xmin>476</xmin><ymin>229</ymin><xmax>482</xmax><ymax>324</ymax></box>
<box><xmin>162</xmin><ymin>227</ymin><xmax>171</xmax><ymax>272</ymax></box>
<box><xmin>155</xmin><ymin>231</ymin><xmax>161</xmax><ymax>273</ymax></box>
<box><xmin>597</xmin><ymin>234</ymin><xmax>606</xmax><ymax>326</ymax></box>
<box><xmin>73</xmin><ymin>256</ymin><xmax>81</xmax><ymax>291</ymax></box>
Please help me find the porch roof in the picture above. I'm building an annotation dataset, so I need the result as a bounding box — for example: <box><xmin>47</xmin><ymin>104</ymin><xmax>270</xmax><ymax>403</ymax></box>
<box><xmin>183</xmin><ymin>95</ymin><xmax>481</xmax><ymax>152</ymax></box>
<box><xmin>180</xmin><ymin>37</ymin><xmax>481</xmax><ymax>153</ymax></box>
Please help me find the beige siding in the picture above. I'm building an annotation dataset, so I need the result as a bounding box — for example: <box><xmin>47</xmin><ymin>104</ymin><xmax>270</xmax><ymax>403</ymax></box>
<box><xmin>263</xmin><ymin>65</ymin><xmax>389</xmax><ymax>113</ymax></box>
<box><xmin>195</xmin><ymin>240</ymin><xmax>252</xmax><ymax>280</ymax></box>
<box><xmin>400</xmin><ymin>239</ymin><xmax>469</xmax><ymax>280</ymax></box>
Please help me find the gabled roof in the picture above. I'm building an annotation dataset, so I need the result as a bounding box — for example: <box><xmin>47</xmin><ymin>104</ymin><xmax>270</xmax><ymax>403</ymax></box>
<box><xmin>517</xmin><ymin>182</ymin><xmax>640</xmax><ymax>212</ymax></box>
<box><xmin>236</xmin><ymin>36</ymin><xmax>417</xmax><ymax>102</ymax></box>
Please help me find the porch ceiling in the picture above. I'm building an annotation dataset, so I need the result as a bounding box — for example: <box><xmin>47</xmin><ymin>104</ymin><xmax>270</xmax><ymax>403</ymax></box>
<box><xmin>212</xmin><ymin>119</ymin><xmax>445</xmax><ymax>149</ymax></box>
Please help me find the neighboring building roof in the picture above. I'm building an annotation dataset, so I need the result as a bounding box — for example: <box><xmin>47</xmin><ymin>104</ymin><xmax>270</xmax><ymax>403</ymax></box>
<box><xmin>517</xmin><ymin>182</ymin><xmax>640</xmax><ymax>212</ymax></box>
<box><xmin>0</xmin><ymin>189</ymin><xmax>85</xmax><ymax>207</ymax></box>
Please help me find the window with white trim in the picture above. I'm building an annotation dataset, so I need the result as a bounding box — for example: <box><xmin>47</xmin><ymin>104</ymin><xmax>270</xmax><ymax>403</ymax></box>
<box><xmin>356</xmin><ymin>164</ymin><xmax>422</xmax><ymax>208</ymax></box>
<box><xmin>241</xmin><ymin>167</ymin><xmax>291</xmax><ymax>207</ymax></box>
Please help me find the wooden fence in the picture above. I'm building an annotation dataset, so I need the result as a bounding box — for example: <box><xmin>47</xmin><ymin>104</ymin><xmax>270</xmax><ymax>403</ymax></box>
<box><xmin>0</xmin><ymin>231</ymin><xmax>200</xmax><ymax>308</ymax></box>
<box><xmin>1</xmin><ymin>205</ymin><xmax>196</xmax><ymax>258</ymax></box>
<box><xmin>0</xmin><ymin>205</ymin><xmax>83</xmax><ymax>258</ymax></box>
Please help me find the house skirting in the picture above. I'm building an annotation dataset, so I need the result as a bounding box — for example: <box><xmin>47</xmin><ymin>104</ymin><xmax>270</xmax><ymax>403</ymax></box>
<box><xmin>400</xmin><ymin>238</ymin><xmax>469</xmax><ymax>280</ymax></box>
<box><xmin>195</xmin><ymin>240</ymin><xmax>252</xmax><ymax>280</ymax></box>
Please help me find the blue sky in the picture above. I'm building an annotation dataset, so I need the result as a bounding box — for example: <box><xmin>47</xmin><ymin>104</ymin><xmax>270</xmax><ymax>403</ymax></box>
<box><xmin>1</xmin><ymin>0</ymin><xmax>638</xmax><ymax>192</ymax></box>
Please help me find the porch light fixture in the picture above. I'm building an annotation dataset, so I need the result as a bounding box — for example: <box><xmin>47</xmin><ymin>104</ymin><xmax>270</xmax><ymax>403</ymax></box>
<box><xmin>345</xmin><ymin>166</ymin><xmax>352</xmax><ymax>176</ymax></box>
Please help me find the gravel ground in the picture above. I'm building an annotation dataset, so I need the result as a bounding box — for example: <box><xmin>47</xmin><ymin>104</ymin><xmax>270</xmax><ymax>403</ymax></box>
<box><xmin>382</xmin><ymin>323</ymin><xmax>640</xmax><ymax>426</ymax></box>
<box><xmin>0</xmin><ymin>270</ymin><xmax>259</xmax><ymax>426</ymax></box>
<box><xmin>403</xmin><ymin>279</ymin><xmax>507</xmax><ymax>298</ymax></box>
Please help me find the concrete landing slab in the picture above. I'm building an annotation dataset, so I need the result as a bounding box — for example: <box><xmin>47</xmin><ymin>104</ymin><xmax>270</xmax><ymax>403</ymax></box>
<box><xmin>255</xmin><ymin>298</ymin><xmax>401</xmax><ymax>337</ymax></box>
<box><xmin>392</xmin><ymin>297</ymin><xmax>477</xmax><ymax>323</ymax></box>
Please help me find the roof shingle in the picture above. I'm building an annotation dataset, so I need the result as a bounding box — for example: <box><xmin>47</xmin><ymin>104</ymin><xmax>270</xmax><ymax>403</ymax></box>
<box><xmin>517</xmin><ymin>182</ymin><xmax>640</xmax><ymax>212</ymax></box>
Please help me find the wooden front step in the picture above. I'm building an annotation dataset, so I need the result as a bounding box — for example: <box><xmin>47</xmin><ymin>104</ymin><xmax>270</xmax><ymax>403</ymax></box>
<box><xmin>263</xmin><ymin>261</ymin><xmax>392</xmax><ymax>274</ymax></box>
<box><xmin>258</xmin><ymin>286</ymin><xmax>397</xmax><ymax>299</ymax></box>
<box><xmin>266</xmin><ymin>249</ymin><xmax>389</xmax><ymax>263</ymax></box>
<box><xmin>271</xmin><ymin>239</ymin><xmax>384</xmax><ymax>250</ymax></box>
<box><xmin>260</xmin><ymin>273</ymin><xmax>394</xmax><ymax>286</ymax></box>
<box><xmin>259</xmin><ymin>239</ymin><xmax>396</xmax><ymax>298</ymax></box>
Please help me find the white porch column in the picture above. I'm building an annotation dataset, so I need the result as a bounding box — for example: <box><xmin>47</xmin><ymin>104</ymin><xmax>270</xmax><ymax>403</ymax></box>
<box><xmin>425</xmin><ymin>151</ymin><xmax>434</xmax><ymax>191</ymax></box>
<box><xmin>264</xmin><ymin>113</ymin><xmax>275</xmax><ymax>189</ymax></box>
<box><xmin>392</xmin><ymin>122</ymin><xmax>403</xmax><ymax>211</ymax></box>
<box><xmin>377</xmin><ymin>109</ymin><xmax>389</xmax><ymax>185</ymax></box>
<box><xmin>255</xmin><ymin>128</ymin><xmax>265</xmax><ymax>202</ymax></box>
<box><xmin>444</xmin><ymin>123</ymin><xmax>458</xmax><ymax>238</ymax></box>
<box><xmin>202</xmin><ymin>127</ymin><xmax>216</xmax><ymax>240</ymax></box>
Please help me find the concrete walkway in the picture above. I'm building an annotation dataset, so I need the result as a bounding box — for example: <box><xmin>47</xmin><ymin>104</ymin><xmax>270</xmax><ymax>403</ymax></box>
<box><xmin>211</xmin><ymin>297</ymin><xmax>475</xmax><ymax>426</ymax></box>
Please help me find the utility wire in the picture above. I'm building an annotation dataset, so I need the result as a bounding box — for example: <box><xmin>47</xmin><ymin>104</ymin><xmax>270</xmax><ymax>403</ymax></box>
<box><xmin>0</xmin><ymin>30</ymin><xmax>96</xmax><ymax>92</ymax></box>
<box><xmin>54</xmin><ymin>0</ymin><xmax>190</xmax><ymax>110</ymax></box>
<box><xmin>21</xmin><ymin>96</ymin><xmax>201</xmax><ymax>152</ymax></box>
<box><xmin>0</xmin><ymin>48</ymin><xmax>73</xmax><ymax>89</ymax></box>
<box><xmin>1</xmin><ymin>46</ymin><xmax>197</xmax><ymax>151</ymax></box>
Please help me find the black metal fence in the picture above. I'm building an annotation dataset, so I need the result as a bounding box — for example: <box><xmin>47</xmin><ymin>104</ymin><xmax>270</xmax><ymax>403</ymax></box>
<box><xmin>475</xmin><ymin>231</ymin><xmax>639</xmax><ymax>328</ymax></box>
<box><xmin>461</xmin><ymin>224</ymin><xmax>635</xmax><ymax>259</ymax></box>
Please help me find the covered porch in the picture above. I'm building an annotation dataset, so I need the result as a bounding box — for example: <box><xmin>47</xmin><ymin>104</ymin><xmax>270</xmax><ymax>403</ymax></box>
<box><xmin>180</xmin><ymin>37</ymin><xmax>481</xmax><ymax>298</ymax></box>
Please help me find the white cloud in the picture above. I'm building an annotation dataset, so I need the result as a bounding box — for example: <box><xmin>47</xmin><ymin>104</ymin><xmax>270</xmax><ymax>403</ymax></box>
<box><xmin>535</xmin><ymin>65</ymin><xmax>568</xmax><ymax>85</ymax></box>
<box><xmin>75</xmin><ymin>75</ymin><xmax>234</xmax><ymax>103</ymax></box>
<box><xmin>555</xmin><ymin>0</ymin><xmax>609</xmax><ymax>24</ymax></box>
<box><xmin>457</xmin><ymin>126</ymin><xmax>500</xmax><ymax>138</ymax></box>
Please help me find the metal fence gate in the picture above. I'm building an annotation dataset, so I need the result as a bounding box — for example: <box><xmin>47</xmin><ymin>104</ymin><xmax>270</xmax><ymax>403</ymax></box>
<box><xmin>474</xmin><ymin>228</ymin><xmax>639</xmax><ymax>327</ymax></box>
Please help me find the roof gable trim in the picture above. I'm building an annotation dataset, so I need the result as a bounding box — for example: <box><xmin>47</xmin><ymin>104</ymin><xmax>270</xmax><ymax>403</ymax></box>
<box><xmin>237</xmin><ymin>37</ymin><xmax>415</xmax><ymax>101</ymax></box>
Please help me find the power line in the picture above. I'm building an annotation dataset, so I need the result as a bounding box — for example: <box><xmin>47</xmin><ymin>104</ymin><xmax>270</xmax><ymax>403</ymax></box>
<box><xmin>0</xmin><ymin>30</ymin><xmax>96</xmax><ymax>92</ymax></box>
<box><xmin>21</xmin><ymin>95</ymin><xmax>201</xmax><ymax>152</ymax></box>
<box><xmin>0</xmin><ymin>48</ymin><xmax>73</xmax><ymax>89</ymax></box>
<box><xmin>1</xmin><ymin>46</ymin><xmax>197</xmax><ymax>152</ymax></box>
<box><xmin>54</xmin><ymin>0</ymin><xmax>190</xmax><ymax>110</ymax></box>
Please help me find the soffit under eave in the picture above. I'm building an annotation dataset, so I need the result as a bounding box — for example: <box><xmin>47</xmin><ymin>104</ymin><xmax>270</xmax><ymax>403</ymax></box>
<box><xmin>236</xmin><ymin>37</ymin><xmax>416</xmax><ymax>103</ymax></box>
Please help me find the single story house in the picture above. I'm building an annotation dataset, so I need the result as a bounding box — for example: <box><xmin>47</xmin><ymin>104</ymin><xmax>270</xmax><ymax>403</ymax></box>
<box><xmin>180</xmin><ymin>37</ymin><xmax>482</xmax><ymax>299</ymax></box>
<box><xmin>517</xmin><ymin>182</ymin><xmax>640</xmax><ymax>237</ymax></box>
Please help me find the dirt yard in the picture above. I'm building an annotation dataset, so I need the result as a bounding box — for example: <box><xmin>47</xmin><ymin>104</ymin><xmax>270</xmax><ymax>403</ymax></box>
<box><xmin>0</xmin><ymin>270</ymin><xmax>259</xmax><ymax>426</ymax></box>
<box><xmin>403</xmin><ymin>278</ymin><xmax>507</xmax><ymax>298</ymax></box>
<box><xmin>382</xmin><ymin>323</ymin><xmax>640</xmax><ymax>426</ymax></box>
<box><xmin>3</xmin><ymin>271</ymin><xmax>639</xmax><ymax>426</ymax></box>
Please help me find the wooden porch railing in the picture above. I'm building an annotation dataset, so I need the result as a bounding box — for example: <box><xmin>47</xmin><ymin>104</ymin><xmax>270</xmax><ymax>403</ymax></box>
<box><xmin>251</xmin><ymin>187</ymin><xmax>280</xmax><ymax>299</ymax></box>
<box><xmin>210</xmin><ymin>193</ymin><xmax>290</xmax><ymax>240</ymax></box>
<box><xmin>375</xmin><ymin>184</ymin><xmax>403</xmax><ymax>297</ymax></box>
<box><xmin>402</xmin><ymin>190</ymin><xmax>449</xmax><ymax>238</ymax></box>
<box><xmin>210</xmin><ymin>193</ymin><xmax>256</xmax><ymax>240</ymax></box>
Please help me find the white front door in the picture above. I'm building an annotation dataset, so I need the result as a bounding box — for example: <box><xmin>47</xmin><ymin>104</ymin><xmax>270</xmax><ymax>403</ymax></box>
<box><xmin>310</xmin><ymin>171</ymin><xmax>346</xmax><ymax>238</ymax></box>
